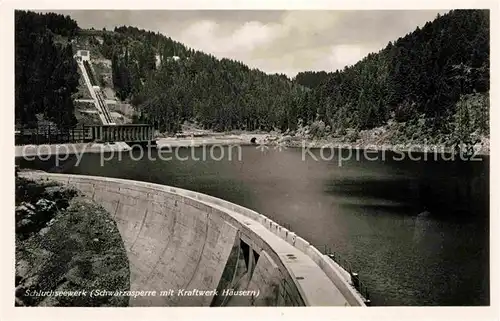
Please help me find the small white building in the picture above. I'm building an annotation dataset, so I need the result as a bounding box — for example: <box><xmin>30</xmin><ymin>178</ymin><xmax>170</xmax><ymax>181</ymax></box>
<box><xmin>76</xmin><ymin>50</ymin><xmax>91</xmax><ymax>61</ymax></box>
<box><xmin>155</xmin><ymin>54</ymin><xmax>161</xmax><ymax>69</ymax></box>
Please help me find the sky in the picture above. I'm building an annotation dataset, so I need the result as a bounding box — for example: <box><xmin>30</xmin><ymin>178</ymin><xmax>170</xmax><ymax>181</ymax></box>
<box><xmin>47</xmin><ymin>10</ymin><xmax>450</xmax><ymax>77</ymax></box>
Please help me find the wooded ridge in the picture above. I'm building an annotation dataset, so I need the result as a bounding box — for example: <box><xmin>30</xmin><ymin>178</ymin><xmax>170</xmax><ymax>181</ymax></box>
<box><xmin>15</xmin><ymin>10</ymin><xmax>489</xmax><ymax>147</ymax></box>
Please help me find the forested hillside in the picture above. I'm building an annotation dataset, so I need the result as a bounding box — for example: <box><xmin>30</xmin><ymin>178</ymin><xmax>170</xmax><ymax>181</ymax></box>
<box><xmin>300</xmin><ymin>9</ymin><xmax>489</xmax><ymax>145</ymax></box>
<box><xmin>15</xmin><ymin>9</ymin><xmax>490</xmax><ymax>147</ymax></box>
<box><xmin>107</xmin><ymin>9</ymin><xmax>489</xmax><ymax>143</ymax></box>
<box><xmin>104</xmin><ymin>26</ymin><xmax>306</xmax><ymax>132</ymax></box>
<box><xmin>15</xmin><ymin>10</ymin><xmax>80</xmax><ymax>127</ymax></box>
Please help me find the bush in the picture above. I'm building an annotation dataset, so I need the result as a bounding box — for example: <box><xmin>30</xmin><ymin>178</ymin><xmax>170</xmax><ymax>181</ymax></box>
<box><xmin>309</xmin><ymin>120</ymin><xmax>326</xmax><ymax>138</ymax></box>
<box><xmin>393</xmin><ymin>100</ymin><xmax>416</xmax><ymax>122</ymax></box>
<box><xmin>345</xmin><ymin>128</ymin><xmax>360</xmax><ymax>143</ymax></box>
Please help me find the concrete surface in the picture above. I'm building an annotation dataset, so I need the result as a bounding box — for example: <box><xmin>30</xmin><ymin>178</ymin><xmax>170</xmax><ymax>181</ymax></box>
<box><xmin>244</xmin><ymin>250</ymin><xmax>281</xmax><ymax>306</ymax></box>
<box><xmin>77</xmin><ymin>58</ymin><xmax>117</xmax><ymax>126</ymax></box>
<box><xmin>77</xmin><ymin>60</ymin><xmax>107</xmax><ymax>124</ymax></box>
<box><xmin>19</xmin><ymin>172</ymin><xmax>367</xmax><ymax>307</ymax></box>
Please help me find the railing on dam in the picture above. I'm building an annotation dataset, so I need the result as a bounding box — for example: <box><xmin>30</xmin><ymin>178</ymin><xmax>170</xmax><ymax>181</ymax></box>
<box><xmin>15</xmin><ymin>124</ymin><xmax>155</xmax><ymax>145</ymax></box>
<box><xmin>270</xmin><ymin>217</ymin><xmax>372</xmax><ymax>305</ymax></box>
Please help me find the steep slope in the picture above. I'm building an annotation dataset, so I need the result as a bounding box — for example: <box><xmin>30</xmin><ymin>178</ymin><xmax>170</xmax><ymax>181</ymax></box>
<box><xmin>15</xmin><ymin>10</ymin><xmax>80</xmax><ymax>128</ymax></box>
<box><xmin>103</xmin><ymin>26</ymin><xmax>307</xmax><ymax>133</ymax></box>
<box><xmin>301</xmin><ymin>9</ymin><xmax>489</xmax><ymax>144</ymax></box>
<box><xmin>101</xmin><ymin>10</ymin><xmax>490</xmax><ymax>145</ymax></box>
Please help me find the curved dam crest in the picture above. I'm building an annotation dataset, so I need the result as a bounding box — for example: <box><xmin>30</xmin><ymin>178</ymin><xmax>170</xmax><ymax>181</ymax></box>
<box><xmin>19</xmin><ymin>171</ymin><xmax>366</xmax><ymax>307</ymax></box>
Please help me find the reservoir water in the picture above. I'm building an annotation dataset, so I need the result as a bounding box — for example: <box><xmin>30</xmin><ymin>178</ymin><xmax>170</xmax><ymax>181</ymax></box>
<box><xmin>18</xmin><ymin>145</ymin><xmax>490</xmax><ymax>306</ymax></box>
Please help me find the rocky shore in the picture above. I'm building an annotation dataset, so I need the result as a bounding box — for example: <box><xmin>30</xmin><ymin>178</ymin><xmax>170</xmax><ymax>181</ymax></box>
<box><xmin>157</xmin><ymin>126</ymin><xmax>490</xmax><ymax>156</ymax></box>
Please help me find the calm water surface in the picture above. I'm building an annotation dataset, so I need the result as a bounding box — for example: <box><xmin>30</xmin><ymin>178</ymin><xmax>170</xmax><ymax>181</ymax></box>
<box><xmin>18</xmin><ymin>146</ymin><xmax>490</xmax><ymax>306</ymax></box>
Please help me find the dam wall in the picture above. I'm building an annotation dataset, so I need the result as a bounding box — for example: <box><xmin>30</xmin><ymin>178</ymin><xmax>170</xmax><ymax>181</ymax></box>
<box><xmin>19</xmin><ymin>171</ymin><xmax>366</xmax><ymax>307</ymax></box>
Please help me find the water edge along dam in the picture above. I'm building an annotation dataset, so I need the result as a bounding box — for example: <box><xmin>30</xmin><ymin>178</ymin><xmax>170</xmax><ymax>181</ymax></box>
<box><xmin>19</xmin><ymin>171</ymin><xmax>368</xmax><ymax>307</ymax></box>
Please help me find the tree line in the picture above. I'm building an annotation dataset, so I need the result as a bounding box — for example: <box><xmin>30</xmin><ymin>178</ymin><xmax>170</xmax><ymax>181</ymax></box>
<box><xmin>293</xmin><ymin>71</ymin><xmax>332</xmax><ymax>89</ymax></box>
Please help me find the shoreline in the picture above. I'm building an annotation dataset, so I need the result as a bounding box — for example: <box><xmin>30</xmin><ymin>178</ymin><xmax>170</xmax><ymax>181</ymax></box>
<box><xmin>156</xmin><ymin>133</ymin><xmax>490</xmax><ymax>156</ymax></box>
<box><xmin>14</xmin><ymin>134</ymin><xmax>490</xmax><ymax>158</ymax></box>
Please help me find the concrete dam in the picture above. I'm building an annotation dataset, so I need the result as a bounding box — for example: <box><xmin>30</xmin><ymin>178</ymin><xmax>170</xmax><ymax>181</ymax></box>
<box><xmin>20</xmin><ymin>171</ymin><xmax>367</xmax><ymax>307</ymax></box>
